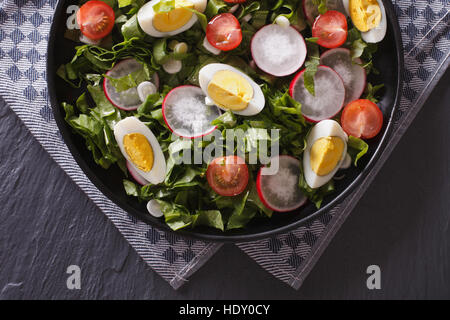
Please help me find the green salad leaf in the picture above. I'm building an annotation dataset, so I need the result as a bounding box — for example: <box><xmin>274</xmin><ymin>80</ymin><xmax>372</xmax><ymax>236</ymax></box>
<box><xmin>364</xmin><ymin>83</ymin><xmax>385</xmax><ymax>103</ymax></box>
<box><xmin>152</xmin><ymin>0</ymin><xmax>175</xmax><ymax>13</ymax></box>
<box><xmin>303</xmin><ymin>42</ymin><xmax>320</xmax><ymax>96</ymax></box>
<box><xmin>205</xmin><ymin>0</ymin><xmax>229</xmax><ymax>19</ymax></box>
<box><xmin>347</xmin><ymin>136</ymin><xmax>369</xmax><ymax>166</ymax></box>
<box><xmin>312</xmin><ymin>0</ymin><xmax>328</xmax><ymax>14</ymax></box>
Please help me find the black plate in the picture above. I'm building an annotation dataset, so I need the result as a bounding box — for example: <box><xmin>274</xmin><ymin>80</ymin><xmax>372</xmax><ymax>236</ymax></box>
<box><xmin>47</xmin><ymin>0</ymin><xmax>404</xmax><ymax>243</ymax></box>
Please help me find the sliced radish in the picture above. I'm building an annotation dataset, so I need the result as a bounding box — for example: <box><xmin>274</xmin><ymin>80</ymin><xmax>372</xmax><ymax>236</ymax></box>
<box><xmin>103</xmin><ymin>58</ymin><xmax>159</xmax><ymax>111</ymax></box>
<box><xmin>303</xmin><ymin>0</ymin><xmax>348</xmax><ymax>24</ymax></box>
<box><xmin>162</xmin><ymin>85</ymin><xmax>221</xmax><ymax>139</ymax></box>
<box><xmin>290</xmin><ymin>65</ymin><xmax>345</xmax><ymax>122</ymax></box>
<box><xmin>126</xmin><ymin>161</ymin><xmax>150</xmax><ymax>186</ymax></box>
<box><xmin>251</xmin><ymin>24</ymin><xmax>307</xmax><ymax>77</ymax></box>
<box><xmin>320</xmin><ymin>48</ymin><xmax>366</xmax><ymax>105</ymax></box>
<box><xmin>257</xmin><ymin>155</ymin><xmax>307</xmax><ymax>212</ymax></box>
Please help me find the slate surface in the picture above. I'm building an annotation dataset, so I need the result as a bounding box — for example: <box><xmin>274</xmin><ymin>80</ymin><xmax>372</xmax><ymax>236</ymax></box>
<box><xmin>0</xmin><ymin>69</ymin><xmax>449</xmax><ymax>300</ymax></box>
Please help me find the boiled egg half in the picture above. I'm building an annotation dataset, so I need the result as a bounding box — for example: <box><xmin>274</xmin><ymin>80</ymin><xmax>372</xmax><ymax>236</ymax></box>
<box><xmin>114</xmin><ymin>117</ymin><xmax>166</xmax><ymax>184</ymax></box>
<box><xmin>303</xmin><ymin>120</ymin><xmax>348</xmax><ymax>189</ymax></box>
<box><xmin>198</xmin><ymin>63</ymin><xmax>265</xmax><ymax>116</ymax></box>
<box><xmin>137</xmin><ymin>0</ymin><xmax>207</xmax><ymax>38</ymax></box>
<box><xmin>343</xmin><ymin>0</ymin><xmax>387</xmax><ymax>43</ymax></box>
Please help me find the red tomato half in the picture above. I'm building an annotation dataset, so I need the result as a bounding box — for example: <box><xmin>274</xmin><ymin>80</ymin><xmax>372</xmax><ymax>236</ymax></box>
<box><xmin>77</xmin><ymin>0</ymin><xmax>115</xmax><ymax>40</ymax></box>
<box><xmin>206</xmin><ymin>13</ymin><xmax>243</xmax><ymax>51</ymax></box>
<box><xmin>312</xmin><ymin>10</ymin><xmax>348</xmax><ymax>49</ymax></box>
<box><xmin>206</xmin><ymin>155</ymin><xmax>249</xmax><ymax>197</ymax></box>
<box><xmin>341</xmin><ymin>99</ymin><xmax>384</xmax><ymax>139</ymax></box>
<box><xmin>224</xmin><ymin>0</ymin><xmax>247</xmax><ymax>3</ymax></box>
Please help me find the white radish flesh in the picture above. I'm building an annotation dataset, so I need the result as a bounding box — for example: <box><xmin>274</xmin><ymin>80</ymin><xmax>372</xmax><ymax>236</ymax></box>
<box><xmin>103</xmin><ymin>59</ymin><xmax>159</xmax><ymax>111</ymax></box>
<box><xmin>162</xmin><ymin>85</ymin><xmax>221</xmax><ymax>138</ymax></box>
<box><xmin>251</xmin><ymin>24</ymin><xmax>307</xmax><ymax>77</ymax></box>
<box><xmin>257</xmin><ymin>155</ymin><xmax>307</xmax><ymax>212</ymax></box>
<box><xmin>290</xmin><ymin>66</ymin><xmax>345</xmax><ymax>122</ymax></box>
<box><xmin>320</xmin><ymin>48</ymin><xmax>366</xmax><ymax>105</ymax></box>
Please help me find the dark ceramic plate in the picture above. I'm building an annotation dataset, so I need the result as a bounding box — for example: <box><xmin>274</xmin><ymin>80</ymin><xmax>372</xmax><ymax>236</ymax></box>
<box><xmin>47</xmin><ymin>0</ymin><xmax>404</xmax><ymax>242</ymax></box>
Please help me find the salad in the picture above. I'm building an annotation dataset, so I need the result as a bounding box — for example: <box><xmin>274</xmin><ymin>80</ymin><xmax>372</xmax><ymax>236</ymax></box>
<box><xmin>58</xmin><ymin>0</ymin><xmax>387</xmax><ymax>232</ymax></box>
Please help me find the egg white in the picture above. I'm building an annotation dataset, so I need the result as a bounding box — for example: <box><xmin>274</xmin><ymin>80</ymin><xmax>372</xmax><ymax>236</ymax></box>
<box><xmin>361</xmin><ymin>0</ymin><xmax>387</xmax><ymax>43</ymax></box>
<box><xmin>303</xmin><ymin>120</ymin><xmax>348</xmax><ymax>189</ymax></box>
<box><xmin>342</xmin><ymin>0</ymin><xmax>350</xmax><ymax>16</ymax></box>
<box><xmin>137</xmin><ymin>0</ymin><xmax>207</xmax><ymax>38</ymax></box>
<box><xmin>342</xmin><ymin>0</ymin><xmax>387</xmax><ymax>43</ymax></box>
<box><xmin>198</xmin><ymin>63</ymin><xmax>266</xmax><ymax>116</ymax></box>
<box><xmin>114</xmin><ymin>117</ymin><xmax>167</xmax><ymax>184</ymax></box>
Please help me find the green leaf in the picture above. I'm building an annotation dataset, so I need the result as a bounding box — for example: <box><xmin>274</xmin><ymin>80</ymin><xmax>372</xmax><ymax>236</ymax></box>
<box><xmin>211</xmin><ymin>110</ymin><xmax>237</xmax><ymax>128</ymax></box>
<box><xmin>118</xmin><ymin>0</ymin><xmax>133</xmax><ymax>7</ymax></box>
<box><xmin>237</xmin><ymin>1</ymin><xmax>260</xmax><ymax>20</ymax></box>
<box><xmin>87</xmin><ymin>85</ymin><xmax>116</xmax><ymax>118</ymax></box>
<box><xmin>194</xmin><ymin>210</ymin><xmax>224</xmax><ymax>231</ymax></box>
<box><xmin>313</xmin><ymin>0</ymin><xmax>328</xmax><ymax>14</ymax></box>
<box><xmin>205</xmin><ymin>0</ymin><xmax>228</xmax><ymax>19</ymax></box>
<box><xmin>123</xmin><ymin>179</ymin><xmax>139</xmax><ymax>197</ymax></box>
<box><xmin>104</xmin><ymin>65</ymin><xmax>150</xmax><ymax>92</ymax></box>
<box><xmin>364</xmin><ymin>82</ymin><xmax>384</xmax><ymax>103</ymax></box>
<box><xmin>226</xmin><ymin>190</ymin><xmax>255</xmax><ymax>230</ymax></box>
<box><xmin>76</xmin><ymin>92</ymin><xmax>89</xmax><ymax>113</ymax></box>
<box><xmin>347</xmin><ymin>136</ymin><xmax>369</xmax><ymax>166</ymax></box>
<box><xmin>184</xmin><ymin>7</ymin><xmax>208</xmax><ymax>32</ymax></box>
<box><xmin>305</xmin><ymin>37</ymin><xmax>319</xmax><ymax>43</ymax></box>
<box><xmin>303</xmin><ymin>43</ymin><xmax>320</xmax><ymax>96</ymax></box>
<box><xmin>121</xmin><ymin>14</ymin><xmax>145</xmax><ymax>40</ymax></box>
<box><xmin>152</xmin><ymin>0</ymin><xmax>175</xmax><ymax>13</ymax></box>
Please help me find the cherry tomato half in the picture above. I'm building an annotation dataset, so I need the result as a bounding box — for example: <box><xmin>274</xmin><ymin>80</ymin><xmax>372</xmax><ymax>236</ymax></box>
<box><xmin>224</xmin><ymin>0</ymin><xmax>247</xmax><ymax>3</ymax></box>
<box><xmin>77</xmin><ymin>0</ymin><xmax>115</xmax><ymax>40</ymax></box>
<box><xmin>312</xmin><ymin>10</ymin><xmax>348</xmax><ymax>49</ymax></box>
<box><xmin>341</xmin><ymin>99</ymin><xmax>384</xmax><ymax>139</ymax></box>
<box><xmin>206</xmin><ymin>155</ymin><xmax>249</xmax><ymax>197</ymax></box>
<box><xmin>206</xmin><ymin>13</ymin><xmax>243</xmax><ymax>51</ymax></box>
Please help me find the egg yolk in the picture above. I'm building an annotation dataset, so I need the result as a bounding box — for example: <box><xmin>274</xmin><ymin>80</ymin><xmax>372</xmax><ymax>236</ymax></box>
<box><xmin>153</xmin><ymin>0</ymin><xmax>194</xmax><ymax>32</ymax></box>
<box><xmin>207</xmin><ymin>70</ymin><xmax>254</xmax><ymax>111</ymax></box>
<box><xmin>310</xmin><ymin>136</ymin><xmax>345</xmax><ymax>176</ymax></box>
<box><xmin>350</xmin><ymin>0</ymin><xmax>381</xmax><ymax>32</ymax></box>
<box><xmin>123</xmin><ymin>133</ymin><xmax>154</xmax><ymax>172</ymax></box>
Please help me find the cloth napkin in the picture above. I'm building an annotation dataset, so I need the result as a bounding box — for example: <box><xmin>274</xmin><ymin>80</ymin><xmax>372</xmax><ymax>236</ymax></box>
<box><xmin>0</xmin><ymin>0</ymin><xmax>448</xmax><ymax>290</ymax></box>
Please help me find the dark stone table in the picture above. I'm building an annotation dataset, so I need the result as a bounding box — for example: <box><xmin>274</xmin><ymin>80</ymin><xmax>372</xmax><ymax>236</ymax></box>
<box><xmin>0</xmin><ymin>70</ymin><xmax>449</xmax><ymax>300</ymax></box>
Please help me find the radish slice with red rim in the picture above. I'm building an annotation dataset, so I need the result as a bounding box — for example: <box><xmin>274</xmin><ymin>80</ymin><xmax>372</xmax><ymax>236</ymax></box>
<box><xmin>251</xmin><ymin>24</ymin><xmax>307</xmax><ymax>77</ymax></box>
<box><xmin>302</xmin><ymin>0</ymin><xmax>348</xmax><ymax>24</ymax></box>
<box><xmin>256</xmin><ymin>155</ymin><xmax>307</xmax><ymax>212</ymax></box>
<box><xmin>290</xmin><ymin>65</ymin><xmax>345</xmax><ymax>122</ymax></box>
<box><xmin>103</xmin><ymin>58</ymin><xmax>159</xmax><ymax>111</ymax></box>
<box><xmin>126</xmin><ymin>161</ymin><xmax>150</xmax><ymax>186</ymax></box>
<box><xmin>162</xmin><ymin>85</ymin><xmax>221</xmax><ymax>139</ymax></box>
<box><xmin>320</xmin><ymin>48</ymin><xmax>366</xmax><ymax>105</ymax></box>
